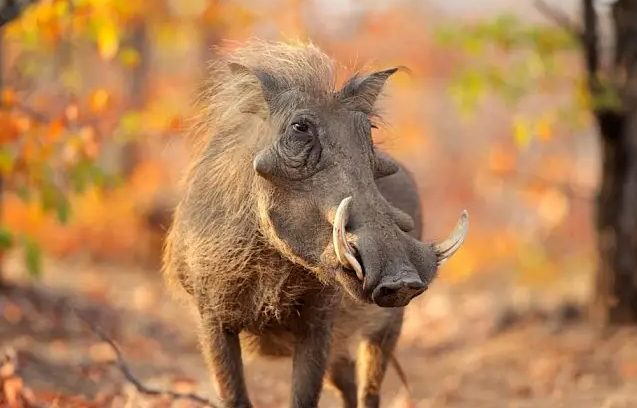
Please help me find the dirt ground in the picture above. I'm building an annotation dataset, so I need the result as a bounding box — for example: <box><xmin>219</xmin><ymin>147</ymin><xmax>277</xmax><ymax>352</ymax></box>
<box><xmin>2</xmin><ymin>254</ymin><xmax>637</xmax><ymax>408</ymax></box>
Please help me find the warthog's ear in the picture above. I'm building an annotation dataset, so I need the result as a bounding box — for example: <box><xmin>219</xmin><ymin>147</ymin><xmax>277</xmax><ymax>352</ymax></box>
<box><xmin>337</xmin><ymin>67</ymin><xmax>405</xmax><ymax>114</ymax></box>
<box><xmin>228</xmin><ymin>62</ymin><xmax>281</xmax><ymax>106</ymax></box>
<box><xmin>374</xmin><ymin>152</ymin><xmax>400</xmax><ymax>179</ymax></box>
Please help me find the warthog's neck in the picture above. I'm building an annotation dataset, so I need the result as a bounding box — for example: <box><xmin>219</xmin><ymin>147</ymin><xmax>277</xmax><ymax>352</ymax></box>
<box><xmin>252</xmin><ymin>250</ymin><xmax>327</xmax><ymax>312</ymax></box>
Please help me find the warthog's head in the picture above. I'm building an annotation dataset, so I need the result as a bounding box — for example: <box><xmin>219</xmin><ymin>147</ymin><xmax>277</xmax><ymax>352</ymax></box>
<box><xmin>226</xmin><ymin>44</ymin><xmax>468</xmax><ymax>308</ymax></box>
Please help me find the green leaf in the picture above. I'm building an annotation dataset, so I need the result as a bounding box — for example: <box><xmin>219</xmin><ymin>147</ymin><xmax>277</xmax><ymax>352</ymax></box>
<box><xmin>432</xmin><ymin>26</ymin><xmax>460</xmax><ymax>46</ymax></box>
<box><xmin>56</xmin><ymin>196</ymin><xmax>71</xmax><ymax>225</ymax></box>
<box><xmin>0</xmin><ymin>148</ymin><xmax>15</xmax><ymax>175</ymax></box>
<box><xmin>22</xmin><ymin>236</ymin><xmax>42</xmax><ymax>278</ymax></box>
<box><xmin>16</xmin><ymin>186</ymin><xmax>31</xmax><ymax>201</ymax></box>
<box><xmin>0</xmin><ymin>227</ymin><xmax>13</xmax><ymax>250</ymax></box>
<box><xmin>39</xmin><ymin>174</ymin><xmax>72</xmax><ymax>224</ymax></box>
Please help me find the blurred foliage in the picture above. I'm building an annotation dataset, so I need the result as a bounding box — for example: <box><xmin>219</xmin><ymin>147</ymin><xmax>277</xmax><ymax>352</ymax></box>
<box><xmin>427</xmin><ymin>11</ymin><xmax>599</xmax><ymax>289</ymax></box>
<box><xmin>0</xmin><ymin>0</ymin><xmax>179</xmax><ymax>276</ymax></box>
<box><xmin>432</xmin><ymin>13</ymin><xmax>614</xmax><ymax>150</ymax></box>
<box><xmin>0</xmin><ymin>1</ymin><xmax>599</xmax><ymax>290</ymax></box>
<box><xmin>0</xmin><ymin>0</ymin><xmax>271</xmax><ymax>276</ymax></box>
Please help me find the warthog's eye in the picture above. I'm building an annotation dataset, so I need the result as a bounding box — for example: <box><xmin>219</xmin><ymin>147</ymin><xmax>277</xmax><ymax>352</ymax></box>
<box><xmin>291</xmin><ymin>122</ymin><xmax>310</xmax><ymax>133</ymax></box>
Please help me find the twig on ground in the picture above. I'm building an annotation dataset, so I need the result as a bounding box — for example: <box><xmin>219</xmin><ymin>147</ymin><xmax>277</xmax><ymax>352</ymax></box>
<box><xmin>533</xmin><ymin>0</ymin><xmax>584</xmax><ymax>41</ymax></box>
<box><xmin>75</xmin><ymin>311</ymin><xmax>216</xmax><ymax>408</ymax></box>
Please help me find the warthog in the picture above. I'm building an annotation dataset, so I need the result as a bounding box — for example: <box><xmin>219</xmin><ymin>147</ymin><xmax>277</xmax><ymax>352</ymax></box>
<box><xmin>162</xmin><ymin>40</ymin><xmax>468</xmax><ymax>408</ymax></box>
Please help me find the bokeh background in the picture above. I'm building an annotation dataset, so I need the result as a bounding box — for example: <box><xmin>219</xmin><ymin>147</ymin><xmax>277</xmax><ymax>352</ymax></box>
<box><xmin>2</xmin><ymin>0</ymin><xmax>636</xmax><ymax>407</ymax></box>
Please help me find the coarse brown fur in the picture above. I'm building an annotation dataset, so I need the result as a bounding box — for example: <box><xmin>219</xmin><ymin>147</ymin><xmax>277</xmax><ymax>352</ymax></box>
<box><xmin>163</xmin><ymin>40</ymin><xmax>334</xmax><ymax>325</ymax></box>
<box><xmin>162</xmin><ymin>39</ymin><xmax>449</xmax><ymax>408</ymax></box>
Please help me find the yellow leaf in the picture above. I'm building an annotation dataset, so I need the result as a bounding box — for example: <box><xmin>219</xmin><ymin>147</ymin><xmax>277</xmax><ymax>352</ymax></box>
<box><xmin>54</xmin><ymin>0</ymin><xmax>69</xmax><ymax>17</ymax></box>
<box><xmin>0</xmin><ymin>149</ymin><xmax>15</xmax><ymax>175</ymax></box>
<box><xmin>119</xmin><ymin>47</ymin><xmax>140</xmax><ymax>68</ymax></box>
<box><xmin>97</xmin><ymin>21</ymin><xmax>119</xmax><ymax>60</ymax></box>
<box><xmin>512</xmin><ymin>116</ymin><xmax>532</xmax><ymax>149</ymax></box>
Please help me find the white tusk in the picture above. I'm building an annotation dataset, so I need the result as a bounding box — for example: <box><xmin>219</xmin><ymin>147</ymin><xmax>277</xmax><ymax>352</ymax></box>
<box><xmin>434</xmin><ymin>210</ymin><xmax>469</xmax><ymax>266</ymax></box>
<box><xmin>332</xmin><ymin>196</ymin><xmax>364</xmax><ymax>281</ymax></box>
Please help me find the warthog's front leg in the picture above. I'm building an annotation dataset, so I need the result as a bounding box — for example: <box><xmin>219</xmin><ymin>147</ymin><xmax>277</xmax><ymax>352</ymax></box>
<box><xmin>357</xmin><ymin>308</ymin><xmax>404</xmax><ymax>408</ymax></box>
<box><xmin>199</xmin><ymin>312</ymin><xmax>251</xmax><ymax>408</ymax></box>
<box><xmin>289</xmin><ymin>292</ymin><xmax>339</xmax><ymax>408</ymax></box>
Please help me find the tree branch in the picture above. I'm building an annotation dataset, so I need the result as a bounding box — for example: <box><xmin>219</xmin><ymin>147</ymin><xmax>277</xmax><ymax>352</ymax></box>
<box><xmin>76</xmin><ymin>312</ymin><xmax>217</xmax><ymax>407</ymax></box>
<box><xmin>0</xmin><ymin>0</ymin><xmax>41</xmax><ymax>28</ymax></box>
<box><xmin>533</xmin><ymin>0</ymin><xmax>584</xmax><ymax>40</ymax></box>
<box><xmin>582</xmin><ymin>0</ymin><xmax>601</xmax><ymax>88</ymax></box>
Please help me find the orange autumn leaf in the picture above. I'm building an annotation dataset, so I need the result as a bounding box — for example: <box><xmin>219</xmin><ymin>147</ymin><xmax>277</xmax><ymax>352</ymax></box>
<box><xmin>47</xmin><ymin>119</ymin><xmax>65</xmax><ymax>143</ymax></box>
<box><xmin>166</xmin><ymin>115</ymin><xmax>183</xmax><ymax>131</ymax></box>
<box><xmin>1</xmin><ymin>88</ymin><xmax>17</xmax><ymax>108</ymax></box>
<box><xmin>200</xmin><ymin>0</ymin><xmax>221</xmax><ymax>23</ymax></box>
<box><xmin>0</xmin><ymin>114</ymin><xmax>18</xmax><ymax>143</ymax></box>
<box><xmin>21</xmin><ymin>139</ymin><xmax>47</xmax><ymax>164</ymax></box>
<box><xmin>488</xmin><ymin>144</ymin><xmax>517</xmax><ymax>173</ymax></box>
<box><xmin>2</xmin><ymin>376</ymin><xmax>23</xmax><ymax>408</ymax></box>
<box><xmin>14</xmin><ymin>115</ymin><xmax>31</xmax><ymax>133</ymax></box>
<box><xmin>88</xmin><ymin>88</ymin><xmax>111</xmax><ymax>114</ymax></box>
<box><xmin>536</xmin><ymin>115</ymin><xmax>554</xmax><ymax>142</ymax></box>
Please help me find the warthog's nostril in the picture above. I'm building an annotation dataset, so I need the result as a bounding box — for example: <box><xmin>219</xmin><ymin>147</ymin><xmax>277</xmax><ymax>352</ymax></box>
<box><xmin>371</xmin><ymin>277</ymin><xmax>426</xmax><ymax>308</ymax></box>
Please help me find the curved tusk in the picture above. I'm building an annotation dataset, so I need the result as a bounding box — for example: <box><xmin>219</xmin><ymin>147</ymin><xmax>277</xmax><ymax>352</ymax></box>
<box><xmin>434</xmin><ymin>210</ymin><xmax>469</xmax><ymax>267</ymax></box>
<box><xmin>332</xmin><ymin>196</ymin><xmax>364</xmax><ymax>281</ymax></box>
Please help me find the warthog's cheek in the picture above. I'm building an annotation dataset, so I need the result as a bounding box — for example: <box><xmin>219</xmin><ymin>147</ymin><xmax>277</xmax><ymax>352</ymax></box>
<box><xmin>319</xmin><ymin>247</ymin><xmax>370</xmax><ymax>304</ymax></box>
<box><xmin>334</xmin><ymin>267</ymin><xmax>371</xmax><ymax>304</ymax></box>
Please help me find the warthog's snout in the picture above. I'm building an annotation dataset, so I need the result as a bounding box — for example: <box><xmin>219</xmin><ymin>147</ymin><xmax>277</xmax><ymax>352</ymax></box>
<box><xmin>329</xmin><ymin>195</ymin><xmax>469</xmax><ymax>308</ymax></box>
<box><xmin>372</xmin><ymin>269</ymin><xmax>427</xmax><ymax>307</ymax></box>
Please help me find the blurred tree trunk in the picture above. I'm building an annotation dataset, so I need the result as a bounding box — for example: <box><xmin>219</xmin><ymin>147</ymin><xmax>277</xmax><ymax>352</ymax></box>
<box><xmin>121</xmin><ymin>19</ymin><xmax>150</xmax><ymax>177</ymax></box>
<box><xmin>588</xmin><ymin>0</ymin><xmax>637</xmax><ymax>324</ymax></box>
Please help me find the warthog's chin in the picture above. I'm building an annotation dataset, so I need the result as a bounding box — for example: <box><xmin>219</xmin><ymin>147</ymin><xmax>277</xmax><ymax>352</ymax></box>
<box><xmin>333</xmin><ymin>265</ymin><xmax>373</xmax><ymax>304</ymax></box>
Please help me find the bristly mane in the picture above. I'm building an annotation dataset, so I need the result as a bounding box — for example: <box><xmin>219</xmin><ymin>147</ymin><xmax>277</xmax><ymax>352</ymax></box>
<box><xmin>162</xmin><ymin>39</ymin><xmax>340</xmax><ymax>326</ymax></box>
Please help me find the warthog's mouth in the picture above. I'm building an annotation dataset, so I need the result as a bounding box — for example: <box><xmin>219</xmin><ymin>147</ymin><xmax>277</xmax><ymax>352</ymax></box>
<box><xmin>330</xmin><ymin>196</ymin><xmax>469</xmax><ymax>306</ymax></box>
<box><xmin>333</xmin><ymin>252</ymin><xmax>372</xmax><ymax>303</ymax></box>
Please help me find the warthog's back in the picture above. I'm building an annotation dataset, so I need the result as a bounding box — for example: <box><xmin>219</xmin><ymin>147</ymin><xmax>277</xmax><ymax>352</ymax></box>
<box><xmin>375</xmin><ymin>154</ymin><xmax>423</xmax><ymax>240</ymax></box>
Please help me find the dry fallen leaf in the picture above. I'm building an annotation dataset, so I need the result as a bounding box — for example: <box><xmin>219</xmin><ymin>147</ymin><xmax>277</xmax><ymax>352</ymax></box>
<box><xmin>3</xmin><ymin>303</ymin><xmax>22</xmax><ymax>325</ymax></box>
<box><xmin>171</xmin><ymin>376</ymin><xmax>197</xmax><ymax>394</ymax></box>
<box><xmin>0</xmin><ymin>360</ymin><xmax>15</xmax><ymax>379</ymax></box>
<box><xmin>619</xmin><ymin>361</ymin><xmax>637</xmax><ymax>379</ymax></box>
<box><xmin>89</xmin><ymin>342</ymin><xmax>117</xmax><ymax>363</ymax></box>
<box><xmin>2</xmin><ymin>376</ymin><xmax>24</xmax><ymax>408</ymax></box>
<box><xmin>0</xmin><ymin>348</ymin><xmax>18</xmax><ymax>379</ymax></box>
